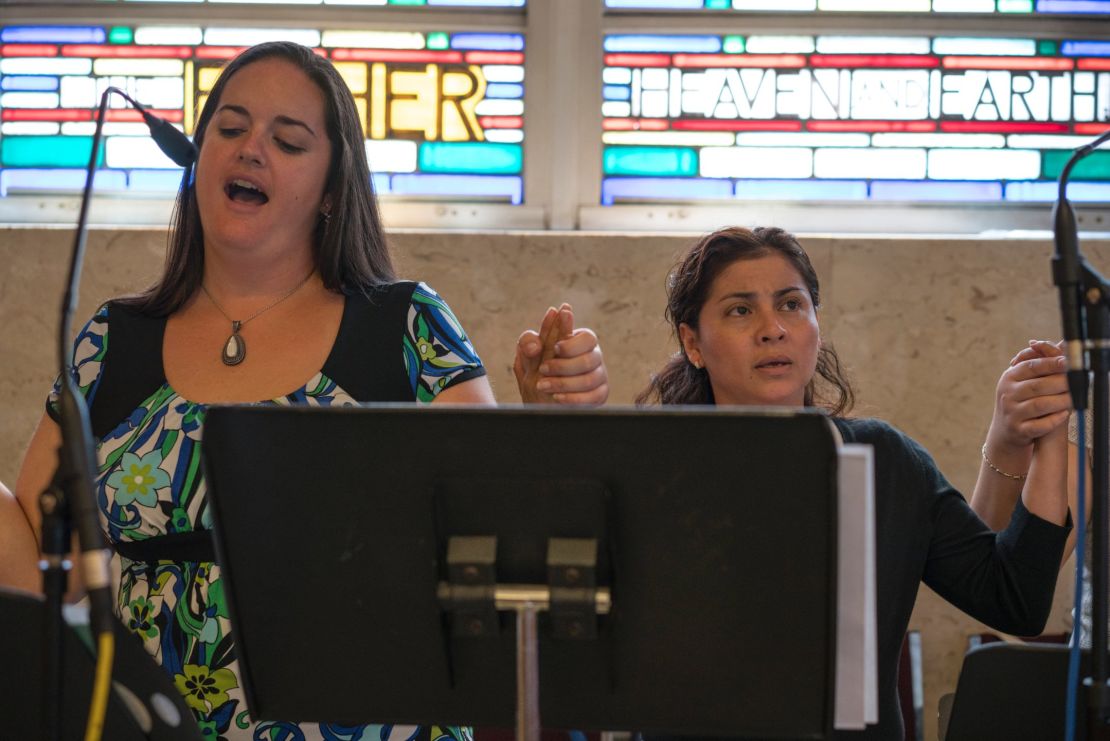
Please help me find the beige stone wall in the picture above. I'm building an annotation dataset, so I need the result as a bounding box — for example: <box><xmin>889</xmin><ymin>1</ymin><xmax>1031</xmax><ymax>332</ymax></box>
<box><xmin>2</xmin><ymin>226</ymin><xmax>1106</xmax><ymax>739</ymax></box>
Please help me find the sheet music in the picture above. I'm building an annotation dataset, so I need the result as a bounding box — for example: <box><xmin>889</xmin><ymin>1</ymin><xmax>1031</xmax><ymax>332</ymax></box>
<box><xmin>834</xmin><ymin>443</ymin><xmax>877</xmax><ymax>730</ymax></box>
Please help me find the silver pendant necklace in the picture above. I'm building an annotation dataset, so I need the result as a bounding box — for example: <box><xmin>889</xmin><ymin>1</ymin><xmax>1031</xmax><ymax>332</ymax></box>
<box><xmin>201</xmin><ymin>270</ymin><xmax>315</xmax><ymax>366</ymax></box>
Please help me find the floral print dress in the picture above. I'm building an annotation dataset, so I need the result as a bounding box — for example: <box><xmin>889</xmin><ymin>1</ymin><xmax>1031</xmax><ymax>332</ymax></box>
<box><xmin>49</xmin><ymin>283</ymin><xmax>483</xmax><ymax>741</ymax></box>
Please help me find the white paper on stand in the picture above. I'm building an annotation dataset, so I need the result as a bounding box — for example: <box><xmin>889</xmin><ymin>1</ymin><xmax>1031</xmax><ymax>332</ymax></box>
<box><xmin>833</xmin><ymin>443</ymin><xmax>877</xmax><ymax>730</ymax></box>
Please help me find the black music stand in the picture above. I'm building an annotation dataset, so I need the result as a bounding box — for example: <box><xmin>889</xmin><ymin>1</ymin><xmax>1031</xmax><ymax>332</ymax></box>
<box><xmin>945</xmin><ymin>642</ymin><xmax>1090</xmax><ymax>741</ymax></box>
<box><xmin>0</xmin><ymin>588</ymin><xmax>201</xmax><ymax>740</ymax></box>
<box><xmin>203</xmin><ymin>405</ymin><xmax>841</xmax><ymax>739</ymax></box>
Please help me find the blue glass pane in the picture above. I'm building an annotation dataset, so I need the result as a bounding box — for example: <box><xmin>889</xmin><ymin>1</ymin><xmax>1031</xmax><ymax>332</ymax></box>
<box><xmin>1036</xmin><ymin>0</ymin><xmax>1110</xmax><ymax>12</ymax></box>
<box><xmin>601</xmin><ymin>177</ymin><xmax>732</xmax><ymax>204</ymax></box>
<box><xmin>449</xmin><ymin>33</ymin><xmax>524</xmax><ymax>51</ymax></box>
<box><xmin>870</xmin><ymin>181</ymin><xmax>1003</xmax><ymax>201</ymax></box>
<box><xmin>735</xmin><ymin>180</ymin><xmax>869</xmax><ymax>200</ymax></box>
<box><xmin>391</xmin><ymin>174</ymin><xmax>523</xmax><ymax>203</ymax></box>
<box><xmin>604</xmin><ymin>35</ymin><xmax>721</xmax><ymax>53</ymax></box>
<box><xmin>1</xmin><ymin>76</ymin><xmax>60</xmax><ymax>91</ymax></box>
<box><xmin>1</xmin><ymin>26</ymin><xmax>106</xmax><ymax>43</ymax></box>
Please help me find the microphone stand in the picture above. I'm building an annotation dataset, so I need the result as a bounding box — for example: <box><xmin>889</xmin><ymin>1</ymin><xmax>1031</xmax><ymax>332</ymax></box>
<box><xmin>1054</xmin><ymin>129</ymin><xmax>1110</xmax><ymax>741</ymax></box>
<box><xmin>1090</xmin><ymin>270</ymin><xmax>1110</xmax><ymax>741</ymax></box>
<box><xmin>42</xmin><ymin>86</ymin><xmax>195</xmax><ymax>741</ymax></box>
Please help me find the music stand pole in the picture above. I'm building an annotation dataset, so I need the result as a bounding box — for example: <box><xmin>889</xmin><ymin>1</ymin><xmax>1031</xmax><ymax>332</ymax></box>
<box><xmin>516</xmin><ymin>603</ymin><xmax>541</xmax><ymax>741</ymax></box>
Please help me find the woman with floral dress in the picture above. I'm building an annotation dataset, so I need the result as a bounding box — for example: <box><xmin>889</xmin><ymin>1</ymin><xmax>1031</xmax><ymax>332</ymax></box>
<box><xmin>1</xmin><ymin>41</ymin><xmax>607</xmax><ymax>740</ymax></box>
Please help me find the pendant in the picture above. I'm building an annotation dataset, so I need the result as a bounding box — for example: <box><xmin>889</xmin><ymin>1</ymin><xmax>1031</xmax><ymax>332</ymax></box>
<box><xmin>222</xmin><ymin>320</ymin><xmax>246</xmax><ymax>366</ymax></box>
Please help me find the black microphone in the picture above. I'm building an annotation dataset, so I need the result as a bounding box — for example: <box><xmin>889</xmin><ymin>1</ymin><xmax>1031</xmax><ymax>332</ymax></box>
<box><xmin>139</xmin><ymin>108</ymin><xmax>197</xmax><ymax>167</ymax></box>
<box><xmin>1053</xmin><ymin>193</ymin><xmax>1089</xmax><ymax>411</ymax></box>
<box><xmin>127</xmin><ymin>93</ymin><xmax>197</xmax><ymax>167</ymax></box>
<box><xmin>1052</xmin><ymin>130</ymin><xmax>1110</xmax><ymax>411</ymax></box>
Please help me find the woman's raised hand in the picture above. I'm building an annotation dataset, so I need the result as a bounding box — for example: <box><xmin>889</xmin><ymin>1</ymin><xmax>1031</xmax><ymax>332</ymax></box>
<box><xmin>514</xmin><ymin>303</ymin><xmax>608</xmax><ymax>405</ymax></box>
<box><xmin>985</xmin><ymin>340</ymin><xmax>1072</xmax><ymax>464</ymax></box>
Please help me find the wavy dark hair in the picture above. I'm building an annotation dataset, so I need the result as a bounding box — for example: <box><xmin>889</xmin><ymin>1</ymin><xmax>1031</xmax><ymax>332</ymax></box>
<box><xmin>122</xmin><ymin>41</ymin><xmax>393</xmax><ymax>315</ymax></box>
<box><xmin>636</xmin><ymin>226</ymin><xmax>854</xmax><ymax>415</ymax></box>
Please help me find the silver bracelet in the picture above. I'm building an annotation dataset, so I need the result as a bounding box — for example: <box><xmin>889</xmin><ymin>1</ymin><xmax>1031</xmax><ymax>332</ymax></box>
<box><xmin>981</xmin><ymin>443</ymin><xmax>1028</xmax><ymax>481</ymax></box>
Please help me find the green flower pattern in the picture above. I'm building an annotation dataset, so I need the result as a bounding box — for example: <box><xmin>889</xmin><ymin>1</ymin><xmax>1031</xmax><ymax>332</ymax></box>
<box><xmin>107</xmin><ymin>450</ymin><xmax>172</xmax><ymax>507</ymax></box>
<box><xmin>175</xmin><ymin>664</ymin><xmax>239</xmax><ymax>715</ymax></box>
<box><xmin>49</xmin><ymin>286</ymin><xmax>482</xmax><ymax>741</ymax></box>
<box><xmin>126</xmin><ymin>596</ymin><xmax>158</xmax><ymax>640</ymax></box>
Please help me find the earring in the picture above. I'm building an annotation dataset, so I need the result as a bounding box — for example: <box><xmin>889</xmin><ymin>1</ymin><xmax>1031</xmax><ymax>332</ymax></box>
<box><xmin>691</xmin><ymin>359</ymin><xmax>702</xmax><ymax>370</ymax></box>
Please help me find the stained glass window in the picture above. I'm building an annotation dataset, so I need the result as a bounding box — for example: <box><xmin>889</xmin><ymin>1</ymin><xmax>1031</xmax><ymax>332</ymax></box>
<box><xmin>604</xmin><ymin>0</ymin><xmax>1110</xmax><ymax>14</ymax></box>
<box><xmin>0</xmin><ymin>25</ymin><xmax>525</xmax><ymax>202</ymax></box>
<box><xmin>600</xmin><ymin>33</ymin><xmax>1110</xmax><ymax>204</ymax></box>
<box><xmin>95</xmin><ymin>1</ymin><xmax>527</xmax><ymax>6</ymax></box>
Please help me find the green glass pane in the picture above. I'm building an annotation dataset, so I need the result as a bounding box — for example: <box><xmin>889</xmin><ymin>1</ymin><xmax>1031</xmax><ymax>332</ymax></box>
<box><xmin>108</xmin><ymin>27</ymin><xmax>133</xmax><ymax>45</ymax></box>
<box><xmin>1037</xmin><ymin>40</ymin><xmax>1058</xmax><ymax>55</ymax></box>
<box><xmin>998</xmin><ymin>0</ymin><xmax>1033</xmax><ymax>11</ymax></box>
<box><xmin>1043</xmin><ymin>150</ymin><xmax>1110</xmax><ymax>181</ymax></box>
<box><xmin>706</xmin><ymin>0</ymin><xmax>731</xmax><ymax>8</ymax></box>
<box><xmin>419</xmin><ymin>142</ymin><xmax>523</xmax><ymax>174</ymax></box>
<box><xmin>603</xmin><ymin>146</ymin><xmax>698</xmax><ymax>177</ymax></box>
<box><xmin>723</xmin><ymin>35</ymin><xmax>745</xmax><ymax>53</ymax></box>
<box><xmin>427</xmin><ymin>32</ymin><xmax>449</xmax><ymax>50</ymax></box>
<box><xmin>1</xmin><ymin>136</ymin><xmax>102</xmax><ymax>168</ymax></box>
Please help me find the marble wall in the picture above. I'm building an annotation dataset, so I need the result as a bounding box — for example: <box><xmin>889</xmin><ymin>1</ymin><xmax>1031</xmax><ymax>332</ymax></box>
<box><xmin>2</xmin><ymin>226</ymin><xmax>1106</xmax><ymax>740</ymax></box>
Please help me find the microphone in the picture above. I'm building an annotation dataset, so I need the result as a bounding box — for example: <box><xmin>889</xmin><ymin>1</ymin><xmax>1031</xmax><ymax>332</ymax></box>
<box><xmin>124</xmin><ymin>90</ymin><xmax>198</xmax><ymax>167</ymax></box>
<box><xmin>141</xmin><ymin>109</ymin><xmax>197</xmax><ymax>167</ymax></box>
<box><xmin>1052</xmin><ymin>130</ymin><xmax>1110</xmax><ymax>411</ymax></box>
<box><xmin>1053</xmin><ymin>192</ymin><xmax>1089</xmax><ymax>411</ymax></box>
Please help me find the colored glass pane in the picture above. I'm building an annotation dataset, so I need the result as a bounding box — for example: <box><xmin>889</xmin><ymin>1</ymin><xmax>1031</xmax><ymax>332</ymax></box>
<box><xmin>1</xmin><ymin>135</ymin><xmax>103</xmax><ymax>168</ymax></box>
<box><xmin>0</xmin><ymin>25</ymin><xmax>525</xmax><ymax>202</ymax></box>
<box><xmin>419</xmin><ymin>142</ymin><xmax>522</xmax><ymax>173</ymax></box>
<box><xmin>600</xmin><ymin>32</ymin><xmax>1110</xmax><ymax>204</ymax></box>
<box><xmin>1043</xmin><ymin>151</ymin><xmax>1110</xmax><ymax>180</ymax></box>
<box><xmin>108</xmin><ymin>27</ymin><xmax>133</xmax><ymax>44</ymax></box>
<box><xmin>604</xmin><ymin>0</ymin><xmax>1110</xmax><ymax>11</ymax></box>
<box><xmin>604</xmin><ymin>146</ymin><xmax>699</xmax><ymax>176</ymax></box>
<box><xmin>78</xmin><ymin>0</ymin><xmax>525</xmax><ymax>4</ymax></box>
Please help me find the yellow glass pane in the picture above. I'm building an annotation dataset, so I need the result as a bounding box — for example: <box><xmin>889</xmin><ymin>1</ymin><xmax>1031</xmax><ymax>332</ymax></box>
<box><xmin>370</xmin><ymin>62</ymin><xmax>387</xmax><ymax>139</ymax></box>
<box><xmin>440</xmin><ymin>65</ymin><xmax>486</xmax><ymax>142</ymax></box>
<box><xmin>388</xmin><ymin>64</ymin><xmax>439</xmax><ymax>140</ymax></box>
<box><xmin>354</xmin><ymin>96</ymin><xmax>368</xmax><ymax>137</ymax></box>
<box><xmin>198</xmin><ymin>67</ymin><xmax>223</xmax><ymax>93</ymax></box>
<box><xmin>335</xmin><ymin>61</ymin><xmax>368</xmax><ymax>94</ymax></box>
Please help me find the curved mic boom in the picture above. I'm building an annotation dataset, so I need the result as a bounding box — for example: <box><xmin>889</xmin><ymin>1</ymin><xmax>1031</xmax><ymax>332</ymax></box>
<box><xmin>1052</xmin><ymin>129</ymin><xmax>1110</xmax><ymax>411</ymax></box>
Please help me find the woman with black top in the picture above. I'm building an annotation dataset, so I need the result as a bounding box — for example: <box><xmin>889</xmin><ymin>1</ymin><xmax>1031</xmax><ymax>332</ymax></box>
<box><xmin>639</xmin><ymin>226</ymin><xmax>1071</xmax><ymax>740</ymax></box>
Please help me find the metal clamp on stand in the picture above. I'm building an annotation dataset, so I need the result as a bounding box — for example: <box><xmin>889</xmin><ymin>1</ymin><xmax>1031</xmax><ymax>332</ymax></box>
<box><xmin>438</xmin><ymin>535</ymin><xmax>611</xmax><ymax>741</ymax></box>
<box><xmin>442</xmin><ymin>535</ymin><xmax>499</xmax><ymax>638</ymax></box>
<box><xmin>548</xmin><ymin>538</ymin><xmax>600</xmax><ymax>641</ymax></box>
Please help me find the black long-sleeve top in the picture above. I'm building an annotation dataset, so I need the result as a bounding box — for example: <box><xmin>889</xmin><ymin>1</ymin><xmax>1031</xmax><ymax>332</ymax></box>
<box><xmin>832</xmin><ymin>417</ymin><xmax>1070</xmax><ymax>740</ymax></box>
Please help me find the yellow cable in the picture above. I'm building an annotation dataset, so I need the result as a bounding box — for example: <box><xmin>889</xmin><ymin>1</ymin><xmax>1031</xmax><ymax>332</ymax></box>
<box><xmin>84</xmin><ymin>631</ymin><xmax>114</xmax><ymax>741</ymax></box>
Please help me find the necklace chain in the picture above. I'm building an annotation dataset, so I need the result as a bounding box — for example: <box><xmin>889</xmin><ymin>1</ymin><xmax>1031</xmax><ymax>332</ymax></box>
<box><xmin>203</xmin><ymin>270</ymin><xmax>316</xmax><ymax>367</ymax></box>
<box><xmin>202</xmin><ymin>269</ymin><xmax>315</xmax><ymax>327</ymax></box>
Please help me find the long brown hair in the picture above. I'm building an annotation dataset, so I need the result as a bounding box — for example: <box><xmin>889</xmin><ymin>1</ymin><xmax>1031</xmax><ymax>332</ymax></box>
<box><xmin>123</xmin><ymin>41</ymin><xmax>394</xmax><ymax>315</ymax></box>
<box><xmin>636</xmin><ymin>226</ymin><xmax>854</xmax><ymax>415</ymax></box>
